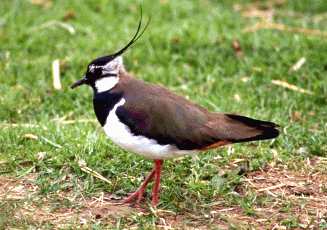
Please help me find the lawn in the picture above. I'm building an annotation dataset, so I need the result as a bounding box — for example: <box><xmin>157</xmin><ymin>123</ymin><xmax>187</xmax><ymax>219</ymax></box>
<box><xmin>1</xmin><ymin>0</ymin><xmax>327</xmax><ymax>229</ymax></box>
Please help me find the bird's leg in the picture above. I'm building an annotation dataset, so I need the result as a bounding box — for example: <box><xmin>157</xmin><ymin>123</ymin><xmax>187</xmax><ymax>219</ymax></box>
<box><xmin>151</xmin><ymin>159</ymin><xmax>164</xmax><ymax>205</ymax></box>
<box><xmin>120</xmin><ymin>168</ymin><xmax>156</xmax><ymax>204</ymax></box>
<box><xmin>120</xmin><ymin>159</ymin><xmax>164</xmax><ymax>205</ymax></box>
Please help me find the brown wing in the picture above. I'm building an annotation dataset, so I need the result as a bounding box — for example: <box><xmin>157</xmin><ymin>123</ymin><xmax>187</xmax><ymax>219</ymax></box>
<box><xmin>116</xmin><ymin>75</ymin><xmax>280</xmax><ymax>151</ymax></box>
<box><xmin>199</xmin><ymin>114</ymin><xmax>280</xmax><ymax>150</ymax></box>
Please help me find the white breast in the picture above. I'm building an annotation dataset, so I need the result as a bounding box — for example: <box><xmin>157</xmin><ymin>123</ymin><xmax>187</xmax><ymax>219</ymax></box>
<box><xmin>103</xmin><ymin>98</ymin><xmax>198</xmax><ymax>160</ymax></box>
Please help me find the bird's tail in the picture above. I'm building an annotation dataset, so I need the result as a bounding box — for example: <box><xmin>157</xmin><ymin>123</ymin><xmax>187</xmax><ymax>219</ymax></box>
<box><xmin>225</xmin><ymin>114</ymin><xmax>280</xmax><ymax>143</ymax></box>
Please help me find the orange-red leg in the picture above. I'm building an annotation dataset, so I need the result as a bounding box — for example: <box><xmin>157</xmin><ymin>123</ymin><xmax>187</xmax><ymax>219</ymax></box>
<box><xmin>151</xmin><ymin>159</ymin><xmax>164</xmax><ymax>205</ymax></box>
<box><xmin>120</xmin><ymin>159</ymin><xmax>164</xmax><ymax>205</ymax></box>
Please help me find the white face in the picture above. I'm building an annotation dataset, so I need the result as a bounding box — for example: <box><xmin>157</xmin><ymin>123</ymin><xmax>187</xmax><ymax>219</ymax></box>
<box><xmin>94</xmin><ymin>76</ymin><xmax>119</xmax><ymax>93</ymax></box>
<box><xmin>90</xmin><ymin>56</ymin><xmax>123</xmax><ymax>93</ymax></box>
<box><xmin>102</xmin><ymin>56</ymin><xmax>123</xmax><ymax>74</ymax></box>
<box><xmin>88</xmin><ymin>57</ymin><xmax>122</xmax><ymax>76</ymax></box>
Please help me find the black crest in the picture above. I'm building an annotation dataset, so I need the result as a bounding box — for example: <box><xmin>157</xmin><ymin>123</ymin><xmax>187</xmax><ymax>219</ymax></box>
<box><xmin>91</xmin><ymin>7</ymin><xmax>151</xmax><ymax>66</ymax></box>
<box><xmin>112</xmin><ymin>7</ymin><xmax>151</xmax><ymax>57</ymax></box>
<box><xmin>71</xmin><ymin>7</ymin><xmax>150</xmax><ymax>89</ymax></box>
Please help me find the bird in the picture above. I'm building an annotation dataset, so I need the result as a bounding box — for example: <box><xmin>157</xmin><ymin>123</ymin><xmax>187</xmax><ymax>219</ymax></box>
<box><xmin>70</xmin><ymin>11</ymin><xmax>280</xmax><ymax>206</ymax></box>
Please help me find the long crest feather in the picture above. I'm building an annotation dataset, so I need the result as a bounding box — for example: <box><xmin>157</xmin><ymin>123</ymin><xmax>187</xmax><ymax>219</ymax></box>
<box><xmin>113</xmin><ymin>6</ymin><xmax>150</xmax><ymax>57</ymax></box>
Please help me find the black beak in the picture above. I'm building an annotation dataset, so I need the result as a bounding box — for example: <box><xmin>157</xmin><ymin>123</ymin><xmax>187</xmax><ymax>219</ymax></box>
<box><xmin>71</xmin><ymin>76</ymin><xmax>88</xmax><ymax>89</ymax></box>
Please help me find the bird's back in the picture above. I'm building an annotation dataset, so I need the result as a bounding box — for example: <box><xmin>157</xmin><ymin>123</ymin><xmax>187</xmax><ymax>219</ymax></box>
<box><xmin>112</xmin><ymin>72</ymin><xmax>280</xmax><ymax>152</ymax></box>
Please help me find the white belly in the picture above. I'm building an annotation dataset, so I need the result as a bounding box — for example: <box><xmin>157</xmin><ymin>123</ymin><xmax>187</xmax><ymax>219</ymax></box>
<box><xmin>103</xmin><ymin>99</ymin><xmax>198</xmax><ymax>160</ymax></box>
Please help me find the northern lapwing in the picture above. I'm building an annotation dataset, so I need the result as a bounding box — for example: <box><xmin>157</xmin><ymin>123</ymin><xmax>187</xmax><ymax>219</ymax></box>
<box><xmin>71</xmin><ymin>12</ymin><xmax>280</xmax><ymax>205</ymax></box>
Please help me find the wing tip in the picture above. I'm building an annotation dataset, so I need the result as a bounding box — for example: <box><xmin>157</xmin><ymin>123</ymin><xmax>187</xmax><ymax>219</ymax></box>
<box><xmin>225</xmin><ymin>114</ymin><xmax>281</xmax><ymax>142</ymax></box>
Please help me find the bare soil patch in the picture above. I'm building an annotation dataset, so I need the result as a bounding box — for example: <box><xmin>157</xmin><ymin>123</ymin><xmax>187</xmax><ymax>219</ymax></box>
<box><xmin>1</xmin><ymin>163</ymin><xmax>327</xmax><ymax>229</ymax></box>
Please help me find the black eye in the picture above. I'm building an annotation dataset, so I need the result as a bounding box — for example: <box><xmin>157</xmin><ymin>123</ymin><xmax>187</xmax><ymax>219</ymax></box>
<box><xmin>88</xmin><ymin>66</ymin><xmax>102</xmax><ymax>75</ymax></box>
<box><xmin>94</xmin><ymin>68</ymin><xmax>103</xmax><ymax>75</ymax></box>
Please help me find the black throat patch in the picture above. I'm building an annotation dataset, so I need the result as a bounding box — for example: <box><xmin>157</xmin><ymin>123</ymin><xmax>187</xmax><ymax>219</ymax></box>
<box><xmin>93</xmin><ymin>91</ymin><xmax>124</xmax><ymax>126</ymax></box>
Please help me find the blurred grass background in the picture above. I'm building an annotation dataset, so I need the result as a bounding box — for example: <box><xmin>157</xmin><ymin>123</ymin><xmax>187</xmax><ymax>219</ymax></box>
<box><xmin>0</xmin><ymin>0</ymin><xmax>327</xmax><ymax>228</ymax></box>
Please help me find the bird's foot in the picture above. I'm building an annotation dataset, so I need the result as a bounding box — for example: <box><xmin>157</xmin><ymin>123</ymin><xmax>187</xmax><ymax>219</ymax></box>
<box><xmin>120</xmin><ymin>189</ymin><xmax>159</xmax><ymax>206</ymax></box>
<box><xmin>120</xmin><ymin>186</ymin><xmax>146</xmax><ymax>204</ymax></box>
<box><xmin>119</xmin><ymin>159</ymin><xmax>164</xmax><ymax>206</ymax></box>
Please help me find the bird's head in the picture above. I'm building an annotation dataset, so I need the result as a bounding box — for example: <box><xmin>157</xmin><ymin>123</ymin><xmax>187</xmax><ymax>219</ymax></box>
<box><xmin>71</xmin><ymin>9</ymin><xmax>150</xmax><ymax>93</ymax></box>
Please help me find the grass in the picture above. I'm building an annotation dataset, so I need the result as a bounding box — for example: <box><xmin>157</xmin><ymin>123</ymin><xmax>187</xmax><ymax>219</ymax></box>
<box><xmin>1</xmin><ymin>0</ymin><xmax>327</xmax><ymax>229</ymax></box>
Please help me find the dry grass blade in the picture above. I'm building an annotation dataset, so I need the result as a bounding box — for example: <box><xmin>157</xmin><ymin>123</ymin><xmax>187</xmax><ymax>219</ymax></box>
<box><xmin>60</xmin><ymin>119</ymin><xmax>98</xmax><ymax>125</ymax></box>
<box><xmin>22</xmin><ymin>134</ymin><xmax>39</xmax><ymax>140</ymax></box>
<box><xmin>1</xmin><ymin>123</ymin><xmax>39</xmax><ymax>129</ymax></box>
<box><xmin>60</xmin><ymin>111</ymin><xmax>74</xmax><ymax>122</ymax></box>
<box><xmin>41</xmin><ymin>137</ymin><xmax>62</xmax><ymax>148</ymax></box>
<box><xmin>210</xmin><ymin>208</ymin><xmax>235</xmax><ymax>214</ymax></box>
<box><xmin>77</xmin><ymin>159</ymin><xmax>112</xmax><ymax>185</ymax></box>
<box><xmin>257</xmin><ymin>183</ymin><xmax>287</xmax><ymax>192</ymax></box>
<box><xmin>272</xmin><ymin>79</ymin><xmax>315</xmax><ymax>95</ymax></box>
<box><xmin>242</xmin><ymin>8</ymin><xmax>274</xmax><ymax>21</ymax></box>
<box><xmin>242</xmin><ymin>21</ymin><xmax>327</xmax><ymax>37</ymax></box>
<box><xmin>80</xmin><ymin>167</ymin><xmax>112</xmax><ymax>184</ymax></box>
<box><xmin>288</xmin><ymin>57</ymin><xmax>306</xmax><ymax>74</ymax></box>
<box><xmin>52</xmin><ymin>59</ymin><xmax>61</xmax><ymax>90</ymax></box>
<box><xmin>28</xmin><ymin>20</ymin><xmax>75</xmax><ymax>34</ymax></box>
<box><xmin>27</xmin><ymin>0</ymin><xmax>53</xmax><ymax>8</ymax></box>
<box><xmin>1</xmin><ymin>119</ymin><xmax>98</xmax><ymax>130</ymax></box>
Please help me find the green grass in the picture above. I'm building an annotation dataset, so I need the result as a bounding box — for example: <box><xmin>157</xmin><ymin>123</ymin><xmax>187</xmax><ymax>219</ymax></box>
<box><xmin>1</xmin><ymin>0</ymin><xmax>327</xmax><ymax>229</ymax></box>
